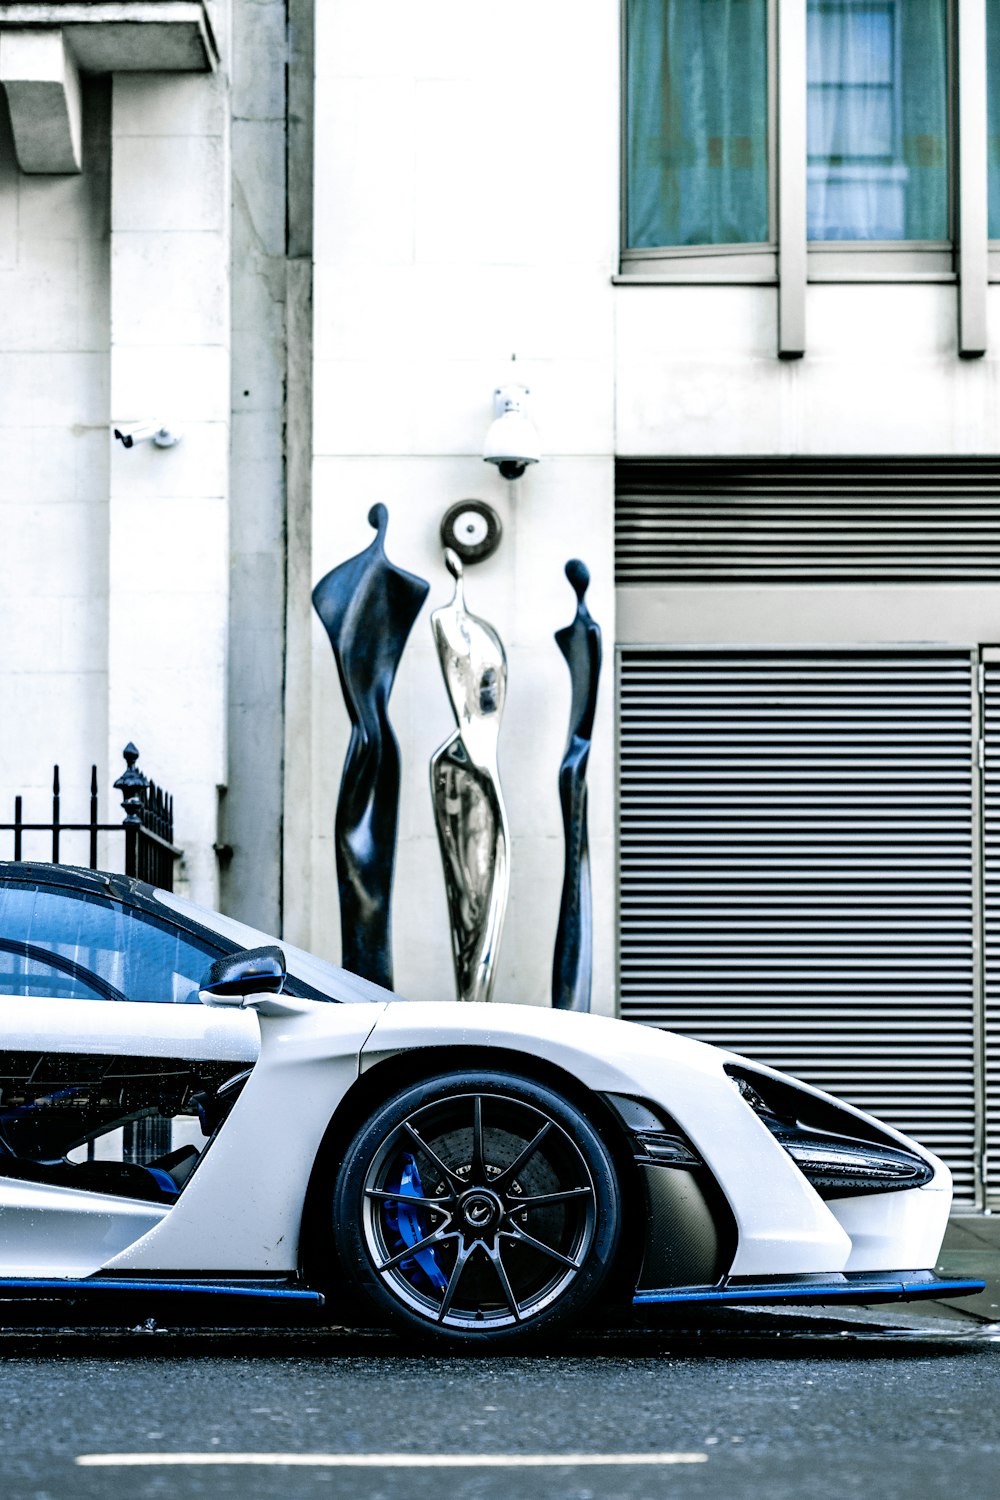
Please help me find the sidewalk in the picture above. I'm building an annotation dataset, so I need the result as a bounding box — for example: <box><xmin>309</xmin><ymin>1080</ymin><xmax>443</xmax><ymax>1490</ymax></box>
<box><xmin>930</xmin><ymin>1213</ymin><xmax>1000</xmax><ymax>1324</ymax></box>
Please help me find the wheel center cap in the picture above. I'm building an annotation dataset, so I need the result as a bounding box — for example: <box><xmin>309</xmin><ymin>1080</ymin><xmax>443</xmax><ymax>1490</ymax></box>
<box><xmin>460</xmin><ymin>1189</ymin><xmax>501</xmax><ymax>1231</ymax></box>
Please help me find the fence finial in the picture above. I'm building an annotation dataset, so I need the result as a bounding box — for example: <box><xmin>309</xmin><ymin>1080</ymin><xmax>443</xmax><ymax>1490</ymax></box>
<box><xmin>114</xmin><ymin>743</ymin><xmax>148</xmax><ymax>826</ymax></box>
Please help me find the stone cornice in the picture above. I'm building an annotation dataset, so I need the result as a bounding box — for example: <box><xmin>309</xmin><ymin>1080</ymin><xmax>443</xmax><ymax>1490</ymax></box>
<box><xmin>0</xmin><ymin>3</ymin><xmax>217</xmax><ymax>73</ymax></box>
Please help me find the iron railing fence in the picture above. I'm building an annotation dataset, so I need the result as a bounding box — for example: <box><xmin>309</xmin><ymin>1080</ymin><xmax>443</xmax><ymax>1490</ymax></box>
<box><xmin>0</xmin><ymin>742</ymin><xmax>182</xmax><ymax>891</ymax></box>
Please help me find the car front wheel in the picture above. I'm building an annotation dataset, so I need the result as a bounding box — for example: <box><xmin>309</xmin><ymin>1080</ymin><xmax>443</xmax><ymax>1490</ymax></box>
<box><xmin>331</xmin><ymin>1070</ymin><xmax>621</xmax><ymax>1343</ymax></box>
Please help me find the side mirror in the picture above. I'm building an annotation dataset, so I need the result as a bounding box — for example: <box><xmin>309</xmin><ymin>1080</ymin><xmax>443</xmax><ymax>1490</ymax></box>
<box><xmin>199</xmin><ymin>945</ymin><xmax>286</xmax><ymax>1006</ymax></box>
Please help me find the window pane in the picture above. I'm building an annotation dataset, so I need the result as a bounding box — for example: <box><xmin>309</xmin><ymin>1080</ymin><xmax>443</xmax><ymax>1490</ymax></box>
<box><xmin>808</xmin><ymin>6</ymin><xmax>893</xmax><ymax>84</ymax></box>
<box><xmin>988</xmin><ymin>0</ymin><xmax>1000</xmax><ymax>238</ymax></box>
<box><xmin>625</xmin><ymin>0</ymin><xmax>769</xmax><ymax>248</ymax></box>
<box><xmin>807</xmin><ymin>0</ymin><xmax>949</xmax><ymax>242</ymax></box>
<box><xmin>809</xmin><ymin>90</ymin><xmax>895</xmax><ymax>159</ymax></box>
<box><xmin>0</xmin><ymin>885</ymin><xmax>222</xmax><ymax>1003</ymax></box>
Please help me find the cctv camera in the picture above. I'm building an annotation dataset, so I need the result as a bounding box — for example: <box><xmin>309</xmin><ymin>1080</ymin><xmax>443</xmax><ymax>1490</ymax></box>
<box><xmin>113</xmin><ymin>421</ymin><xmax>181</xmax><ymax>449</ymax></box>
<box><xmin>483</xmin><ymin>385</ymin><xmax>540</xmax><ymax>480</ymax></box>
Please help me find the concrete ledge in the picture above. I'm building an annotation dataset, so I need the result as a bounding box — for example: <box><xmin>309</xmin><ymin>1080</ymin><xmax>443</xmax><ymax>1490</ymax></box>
<box><xmin>0</xmin><ymin>28</ymin><xmax>81</xmax><ymax>173</ymax></box>
<box><xmin>0</xmin><ymin>3</ymin><xmax>217</xmax><ymax>72</ymax></box>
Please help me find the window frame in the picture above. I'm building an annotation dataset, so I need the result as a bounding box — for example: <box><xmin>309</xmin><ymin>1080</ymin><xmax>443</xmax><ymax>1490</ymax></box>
<box><xmin>619</xmin><ymin>0</ymin><xmax>779</xmax><ymax>281</ymax></box>
<box><xmin>805</xmin><ymin>0</ymin><xmax>957</xmax><ymax>275</ymax></box>
<box><xmin>618</xmin><ymin>0</ymin><xmax>963</xmax><ymax>289</ymax></box>
<box><xmin>614</xmin><ymin>0</ymin><xmax>989</xmax><ymax>355</ymax></box>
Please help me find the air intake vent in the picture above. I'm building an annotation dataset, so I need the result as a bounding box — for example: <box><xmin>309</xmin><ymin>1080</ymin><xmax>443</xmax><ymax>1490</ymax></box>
<box><xmin>616</xmin><ymin>459</ymin><xmax>1000</xmax><ymax>584</ymax></box>
<box><xmin>618</xmin><ymin>649</ymin><xmax>978</xmax><ymax>1201</ymax></box>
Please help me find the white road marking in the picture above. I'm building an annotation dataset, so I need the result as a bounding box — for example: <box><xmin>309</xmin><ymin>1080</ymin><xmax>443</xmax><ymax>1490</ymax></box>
<box><xmin>76</xmin><ymin>1452</ymin><xmax>708</xmax><ymax>1469</ymax></box>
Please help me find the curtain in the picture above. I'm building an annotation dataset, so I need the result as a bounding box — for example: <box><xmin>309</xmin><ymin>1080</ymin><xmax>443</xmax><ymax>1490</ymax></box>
<box><xmin>626</xmin><ymin>0</ymin><xmax>769</xmax><ymax>248</ymax></box>
<box><xmin>988</xmin><ymin>0</ymin><xmax>1000</xmax><ymax>239</ymax></box>
<box><xmin>807</xmin><ymin>0</ymin><xmax>948</xmax><ymax>241</ymax></box>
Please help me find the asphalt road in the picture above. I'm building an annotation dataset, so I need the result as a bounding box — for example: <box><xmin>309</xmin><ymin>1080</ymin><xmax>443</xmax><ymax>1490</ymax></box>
<box><xmin>0</xmin><ymin>1320</ymin><xmax>997</xmax><ymax>1500</ymax></box>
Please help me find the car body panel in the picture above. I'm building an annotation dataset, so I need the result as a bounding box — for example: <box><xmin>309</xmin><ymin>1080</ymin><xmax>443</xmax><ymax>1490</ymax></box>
<box><xmin>0</xmin><ymin>995</ymin><xmax>260</xmax><ymax>1063</ymax></box>
<box><xmin>828</xmin><ymin>1186</ymin><xmax>952</xmax><ymax>1273</ymax></box>
<box><xmin>102</xmin><ymin>1001</ymin><xmax>386</xmax><ymax>1273</ymax></box>
<box><xmin>364</xmin><ymin>1002</ymin><xmax>856</xmax><ymax>1278</ymax></box>
<box><xmin>0</xmin><ymin>1179</ymin><xmax>167</xmax><ymax>1277</ymax></box>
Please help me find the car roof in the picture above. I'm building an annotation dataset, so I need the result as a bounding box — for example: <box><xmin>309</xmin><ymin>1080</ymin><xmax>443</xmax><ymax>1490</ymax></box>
<box><xmin>0</xmin><ymin>861</ymin><xmax>154</xmax><ymax>901</ymax></box>
<box><xmin>0</xmin><ymin>860</ymin><xmax>236</xmax><ymax>951</ymax></box>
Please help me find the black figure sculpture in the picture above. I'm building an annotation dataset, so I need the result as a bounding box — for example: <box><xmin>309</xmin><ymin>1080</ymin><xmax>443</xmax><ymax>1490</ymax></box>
<box><xmin>552</xmin><ymin>559</ymin><xmax>602</xmax><ymax>1012</ymax></box>
<box><xmin>312</xmin><ymin>504</ymin><xmax>429</xmax><ymax>988</ymax></box>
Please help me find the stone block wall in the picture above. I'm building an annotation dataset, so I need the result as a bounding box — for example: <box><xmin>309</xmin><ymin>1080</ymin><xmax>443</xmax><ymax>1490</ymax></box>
<box><xmin>0</xmin><ymin>78</ymin><xmax>110</xmax><ymax>862</ymax></box>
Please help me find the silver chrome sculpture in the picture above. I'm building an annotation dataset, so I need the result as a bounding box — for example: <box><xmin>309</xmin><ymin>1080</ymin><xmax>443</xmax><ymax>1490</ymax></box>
<box><xmin>430</xmin><ymin>548</ymin><xmax>510</xmax><ymax>1003</ymax></box>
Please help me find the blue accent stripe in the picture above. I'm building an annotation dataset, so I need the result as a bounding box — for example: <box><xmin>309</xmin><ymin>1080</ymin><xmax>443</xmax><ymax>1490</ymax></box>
<box><xmin>0</xmin><ymin>1278</ymin><xmax>323</xmax><ymax>1303</ymax></box>
<box><xmin>141</xmin><ymin>1168</ymin><xmax>180</xmax><ymax>1196</ymax></box>
<box><xmin>633</xmin><ymin>1276</ymin><xmax>986</xmax><ymax>1308</ymax></box>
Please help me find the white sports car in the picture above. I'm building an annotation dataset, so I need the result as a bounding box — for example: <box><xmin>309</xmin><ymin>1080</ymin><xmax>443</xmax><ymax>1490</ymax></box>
<box><xmin>0</xmin><ymin>862</ymin><xmax>982</xmax><ymax>1343</ymax></box>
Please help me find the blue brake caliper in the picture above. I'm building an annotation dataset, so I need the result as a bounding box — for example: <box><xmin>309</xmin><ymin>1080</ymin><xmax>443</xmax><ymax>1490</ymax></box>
<box><xmin>384</xmin><ymin>1152</ymin><xmax>448</xmax><ymax>1293</ymax></box>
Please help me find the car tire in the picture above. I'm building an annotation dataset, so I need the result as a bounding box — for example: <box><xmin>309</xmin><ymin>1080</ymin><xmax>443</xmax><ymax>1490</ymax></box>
<box><xmin>330</xmin><ymin>1070</ymin><xmax>621</xmax><ymax>1344</ymax></box>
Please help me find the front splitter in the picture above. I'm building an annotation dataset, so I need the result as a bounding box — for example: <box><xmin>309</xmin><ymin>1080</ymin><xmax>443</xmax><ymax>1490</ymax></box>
<box><xmin>634</xmin><ymin>1272</ymin><xmax>985</xmax><ymax>1308</ymax></box>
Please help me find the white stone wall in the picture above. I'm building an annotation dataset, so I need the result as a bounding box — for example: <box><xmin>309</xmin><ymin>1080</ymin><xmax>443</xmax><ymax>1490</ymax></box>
<box><xmin>108</xmin><ymin>66</ymin><xmax>231</xmax><ymax>906</ymax></box>
<box><xmin>617</xmin><ymin>284</ymin><xmax>1000</xmax><ymax>459</ymax></box>
<box><xmin>305</xmin><ymin>1</ymin><xmax>620</xmax><ymax>1010</ymax></box>
<box><xmin>0</xmin><ymin>79</ymin><xmax>110</xmax><ymax>863</ymax></box>
<box><xmin>0</xmin><ymin>32</ymin><xmax>232</xmax><ymax>906</ymax></box>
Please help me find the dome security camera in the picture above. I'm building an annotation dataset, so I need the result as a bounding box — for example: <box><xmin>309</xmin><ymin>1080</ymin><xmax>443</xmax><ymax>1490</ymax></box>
<box><xmin>483</xmin><ymin>385</ymin><xmax>540</xmax><ymax>480</ymax></box>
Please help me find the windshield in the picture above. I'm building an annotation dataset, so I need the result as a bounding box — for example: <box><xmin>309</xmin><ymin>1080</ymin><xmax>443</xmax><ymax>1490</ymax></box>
<box><xmin>152</xmin><ymin>890</ymin><xmax>399</xmax><ymax>1005</ymax></box>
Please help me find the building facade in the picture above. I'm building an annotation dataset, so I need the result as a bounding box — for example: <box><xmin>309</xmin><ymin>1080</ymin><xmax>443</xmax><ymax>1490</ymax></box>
<box><xmin>1</xmin><ymin>0</ymin><xmax>998</xmax><ymax>1211</ymax></box>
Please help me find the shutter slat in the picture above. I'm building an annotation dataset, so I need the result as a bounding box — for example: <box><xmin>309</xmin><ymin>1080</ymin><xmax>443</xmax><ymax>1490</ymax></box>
<box><xmin>616</xmin><ymin>459</ymin><xmax>1000</xmax><ymax>583</ymax></box>
<box><xmin>619</xmin><ymin>650</ymin><xmax>978</xmax><ymax>1203</ymax></box>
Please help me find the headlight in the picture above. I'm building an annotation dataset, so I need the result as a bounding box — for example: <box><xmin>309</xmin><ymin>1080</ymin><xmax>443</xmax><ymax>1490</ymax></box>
<box><xmin>768</xmin><ymin>1128</ymin><xmax>933</xmax><ymax>1195</ymax></box>
<box><xmin>726</xmin><ymin>1066</ymin><xmax>933</xmax><ymax>1197</ymax></box>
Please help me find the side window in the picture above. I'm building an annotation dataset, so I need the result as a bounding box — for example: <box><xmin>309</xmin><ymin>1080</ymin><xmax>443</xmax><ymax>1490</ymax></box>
<box><xmin>0</xmin><ymin>884</ymin><xmax>223</xmax><ymax>1003</ymax></box>
<box><xmin>0</xmin><ymin>1049</ymin><xmax>249</xmax><ymax>1201</ymax></box>
<box><xmin>0</xmin><ymin>944</ymin><xmax>109</xmax><ymax>1002</ymax></box>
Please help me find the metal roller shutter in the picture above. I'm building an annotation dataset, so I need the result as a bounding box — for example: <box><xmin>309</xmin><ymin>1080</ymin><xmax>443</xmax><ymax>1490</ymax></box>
<box><xmin>981</xmin><ymin>658</ymin><xmax>1000</xmax><ymax>1206</ymax></box>
<box><xmin>616</xmin><ymin>459</ymin><xmax>1000</xmax><ymax>583</ymax></box>
<box><xmin>619</xmin><ymin>649</ymin><xmax>978</xmax><ymax>1202</ymax></box>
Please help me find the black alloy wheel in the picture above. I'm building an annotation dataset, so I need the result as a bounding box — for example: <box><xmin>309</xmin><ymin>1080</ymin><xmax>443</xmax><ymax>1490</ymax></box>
<box><xmin>331</xmin><ymin>1071</ymin><xmax>621</xmax><ymax>1343</ymax></box>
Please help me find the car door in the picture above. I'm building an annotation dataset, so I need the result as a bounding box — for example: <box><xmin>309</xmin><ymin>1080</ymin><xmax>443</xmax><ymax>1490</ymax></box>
<box><xmin>0</xmin><ymin>876</ymin><xmax>259</xmax><ymax>1277</ymax></box>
